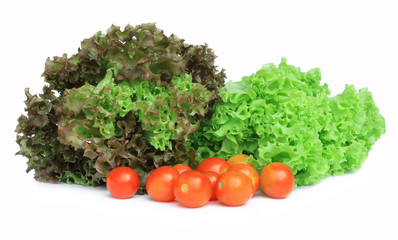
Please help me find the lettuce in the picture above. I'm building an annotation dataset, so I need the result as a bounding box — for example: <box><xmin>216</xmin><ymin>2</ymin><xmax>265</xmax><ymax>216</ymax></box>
<box><xmin>16</xmin><ymin>24</ymin><xmax>225</xmax><ymax>191</ymax></box>
<box><xmin>189</xmin><ymin>58</ymin><xmax>385</xmax><ymax>186</ymax></box>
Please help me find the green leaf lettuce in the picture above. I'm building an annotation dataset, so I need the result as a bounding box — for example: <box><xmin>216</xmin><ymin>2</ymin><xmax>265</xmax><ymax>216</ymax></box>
<box><xmin>189</xmin><ymin>58</ymin><xmax>385</xmax><ymax>186</ymax></box>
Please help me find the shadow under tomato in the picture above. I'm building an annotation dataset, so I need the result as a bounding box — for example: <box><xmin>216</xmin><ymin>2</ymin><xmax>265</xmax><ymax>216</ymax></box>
<box><xmin>252</xmin><ymin>191</ymin><xmax>293</xmax><ymax>200</ymax></box>
<box><xmin>146</xmin><ymin>197</ymin><xmax>179</xmax><ymax>205</ymax></box>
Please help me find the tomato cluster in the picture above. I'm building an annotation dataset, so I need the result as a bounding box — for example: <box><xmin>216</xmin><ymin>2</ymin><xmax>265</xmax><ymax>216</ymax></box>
<box><xmin>106</xmin><ymin>154</ymin><xmax>295</xmax><ymax>207</ymax></box>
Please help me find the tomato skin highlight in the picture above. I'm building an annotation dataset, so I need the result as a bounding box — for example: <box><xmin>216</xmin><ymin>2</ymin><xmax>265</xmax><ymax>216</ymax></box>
<box><xmin>146</xmin><ymin>166</ymin><xmax>179</xmax><ymax>202</ymax></box>
<box><xmin>227</xmin><ymin>154</ymin><xmax>253</xmax><ymax>167</ymax></box>
<box><xmin>260</xmin><ymin>162</ymin><xmax>295</xmax><ymax>199</ymax></box>
<box><xmin>173</xmin><ymin>164</ymin><xmax>192</xmax><ymax>174</ymax></box>
<box><xmin>203</xmin><ymin>171</ymin><xmax>219</xmax><ymax>201</ymax></box>
<box><xmin>228</xmin><ymin>164</ymin><xmax>260</xmax><ymax>195</ymax></box>
<box><xmin>174</xmin><ymin>170</ymin><xmax>212</xmax><ymax>208</ymax></box>
<box><xmin>106</xmin><ymin>167</ymin><xmax>139</xmax><ymax>199</ymax></box>
<box><xmin>196</xmin><ymin>157</ymin><xmax>229</xmax><ymax>175</ymax></box>
<box><xmin>215</xmin><ymin>171</ymin><xmax>253</xmax><ymax>206</ymax></box>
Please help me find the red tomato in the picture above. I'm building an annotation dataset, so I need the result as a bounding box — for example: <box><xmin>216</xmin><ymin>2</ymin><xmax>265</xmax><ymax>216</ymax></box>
<box><xmin>146</xmin><ymin>166</ymin><xmax>179</xmax><ymax>202</ymax></box>
<box><xmin>227</xmin><ymin>154</ymin><xmax>254</xmax><ymax>167</ymax></box>
<box><xmin>174</xmin><ymin>170</ymin><xmax>212</xmax><ymax>208</ymax></box>
<box><xmin>203</xmin><ymin>171</ymin><xmax>219</xmax><ymax>201</ymax></box>
<box><xmin>228</xmin><ymin>164</ymin><xmax>260</xmax><ymax>195</ymax></box>
<box><xmin>106</xmin><ymin>167</ymin><xmax>139</xmax><ymax>199</ymax></box>
<box><xmin>260</xmin><ymin>162</ymin><xmax>295</xmax><ymax>199</ymax></box>
<box><xmin>196</xmin><ymin>157</ymin><xmax>229</xmax><ymax>175</ymax></box>
<box><xmin>215</xmin><ymin>171</ymin><xmax>253</xmax><ymax>206</ymax></box>
<box><xmin>173</xmin><ymin>164</ymin><xmax>192</xmax><ymax>174</ymax></box>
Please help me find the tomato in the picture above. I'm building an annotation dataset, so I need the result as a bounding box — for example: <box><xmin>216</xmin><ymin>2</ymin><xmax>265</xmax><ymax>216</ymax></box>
<box><xmin>228</xmin><ymin>164</ymin><xmax>260</xmax><ymax>195</ymax></box>
<box><xmin>203</xmin><ymin>171</ymin><xmax>219</xmax><ymax>201</ymax></box>
<box><xmin>174</xmin><ymin>170</ymin><xmax>212</xmax><ymax>208</ymax></box>
<box><xmin>260</xmin><ymin>162</ymin><xmax>295</xmax><ymax>199</ymax></box>
<box><xmin>106</xmin><ymin>167</ymin><xmax>139</xmax><ymax>199</ymax></box>
<box><xmin>146</xmin><ymin>166</ymin><xmax>179</xmax><ymax>202</ymax></box>
<box><xmin>196</xmin><ymin>157</ymin><xmax>229</xmax><ymax>175</ymax></box>
<box><xmin>173</xmin><ymin>164</ymin><xmax>192</xmax><ymax>174</ymax></box>
<box><xmin>227</xmin><ymin>154</ymin><xmax>253</xmax><ymax>167</ymax></box>
<box><xmin>215</xmin><ymin>171</ymin><xmax>253</xmax><ymax>206</ymax></box>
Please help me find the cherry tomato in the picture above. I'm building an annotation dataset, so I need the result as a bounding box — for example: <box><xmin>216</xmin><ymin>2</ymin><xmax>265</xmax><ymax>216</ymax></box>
<box><xmin>227</xmin><ymin>154</ymin><xmax>253</xmax><ymax>167</ymax></box>
<box><xmin>196</xmin><ymin>157</ymin><xmax>229</xmax><ymax>175</ymax></box>
<box><xmin>228</xmin><ymin>164</ymin><xmax>260</xmax><ymax>195</ymax></box>
<box><xmin>215</xmin><ymin>171</ymin><xmax>253</xmax><ymax>206</ymax></box>
<box><xmin>174</xmin><ymin>170</ymin><xmax>212</xmax><ymax>208</ymax></box>
<box><xmin>173</xmin><ymin>164</ymin><xmax>192</xmax><ymax>174</ymax></box>
<box><xmin>260</xmin><ymin>162</ymin><xmax>295</xmax><ymax>199</ymax></box>
<box><xmin>203</xmin><ymin>171</ymin><xmax>219</xmax><ymax>201</ymax></box>
<box><xmin>146</xmin><ymin>166</ymin><xmax>179</xmax><ymax>202</ymax></box>
<box><xmin>106</xmin><ymin>167</ymin><xmax>139</xmax><ymax>199</ymax></box>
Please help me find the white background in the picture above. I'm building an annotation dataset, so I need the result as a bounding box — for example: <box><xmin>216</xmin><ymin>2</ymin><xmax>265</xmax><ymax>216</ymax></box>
<box><xmin>1</xmin><ymin>0</ymin><xmax>397</xmax><ymax>239</ymax></box>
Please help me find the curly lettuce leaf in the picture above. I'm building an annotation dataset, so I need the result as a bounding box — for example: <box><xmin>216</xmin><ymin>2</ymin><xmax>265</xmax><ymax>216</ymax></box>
<box><xmin>58</xmin><ymin>69</ymin><xmax>214</xmax><ymax>150</ymax></box>
<box><xmin>190</xmin><ymin>58</ymin><xmax>385</xmax><ymax>186</ymax></box>
<box><xmin>15</xmin><ymin>87</ymin><xmax>104</xmax><ymax>186</ymax></box>
<box><xmin>56</xmin><ymin>68</ymin><xmax>212</xmax><ymax>189</ymax></box>
<box><xmin>133</xmin><ymin>73</ymin><xmax>214</xmax><ymax>150</ymax></box>
<box><xmin>43</xmin><ymin>23</ymin><xmax>225</xmax><ymax>94</ymax></box>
